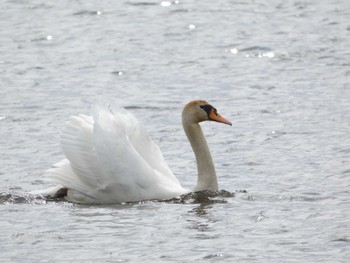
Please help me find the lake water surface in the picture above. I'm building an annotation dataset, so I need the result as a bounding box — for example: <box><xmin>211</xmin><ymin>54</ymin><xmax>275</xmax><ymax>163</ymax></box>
<box><xmin>1</xmin><ymin>0</ymin><xmax>349</xmax><ymax>262</ymax></box>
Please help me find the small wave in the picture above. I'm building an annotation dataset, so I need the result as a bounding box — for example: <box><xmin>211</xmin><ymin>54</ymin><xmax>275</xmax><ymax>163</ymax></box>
<box><xmin>225</xmin><ymin>45</ymin><xmax>277</xmax><ymax>58</ymax></box>
<box><xmin>124</xmin><ymin>105</ymin><xmax>161</xmax><ymax>110</ymax></box>
<box><xmin>72</xmin><ymin>10</ymin><xmax>102</xmax><ymax>16</ymax></box>
<box><xmin>240</xmin><ymin>192</ymin><xmax>332</xmax><ymax>203</ymax></box>
<box><xmin>240</xmin><ymin>46</ymin><xmax>273</xmax><ymax>52</ymax></box>
<box><xmin>126</xmin><ymin>2</ymin><xmax>158</xmax><ymax>6</ymax></box>
<box><xmin>0</xmin><ymin>192</ymin><xmax>47</xmax><ymax>205</ymax></box>
<box><xmin>170</xmin><ymin>9</ymin><xmax>189</xmax><ymax>13</ymax></box>
<box><xmin>332</xmin><ymin>237</ymin><xmax>350</xmax><ymax>243</ymax></box>
<box><xmin>1</xmin><ymin>190</ymin><xmax>240</xmax><ymax>206</ymax></box>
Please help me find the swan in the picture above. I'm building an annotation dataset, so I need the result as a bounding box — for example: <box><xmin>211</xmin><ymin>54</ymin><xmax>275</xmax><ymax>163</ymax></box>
<box><xmin>34</xmin><ymin>100</ymin><xmax>231</xmax><ymax>204</ymax></box>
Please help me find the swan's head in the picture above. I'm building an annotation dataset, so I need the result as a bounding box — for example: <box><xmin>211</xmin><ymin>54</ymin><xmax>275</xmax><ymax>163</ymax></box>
<box><xmin>182</xmin><ymin>100</ymin><xmax>232</xmax><ymax>126</ymax></box>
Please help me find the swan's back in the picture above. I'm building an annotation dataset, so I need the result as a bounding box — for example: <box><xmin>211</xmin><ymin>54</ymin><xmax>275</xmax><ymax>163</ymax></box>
<box><xmin>44</xmin><ymin>103</ymin><xmax>187</xmax><ymax>204</ymax></box>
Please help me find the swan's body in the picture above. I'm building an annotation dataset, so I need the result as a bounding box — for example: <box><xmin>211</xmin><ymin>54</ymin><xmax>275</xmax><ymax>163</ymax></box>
<box><xmin>34</xmin><ymin>100</ymin><xmax>231</xmax><ymax>204</ymax></box>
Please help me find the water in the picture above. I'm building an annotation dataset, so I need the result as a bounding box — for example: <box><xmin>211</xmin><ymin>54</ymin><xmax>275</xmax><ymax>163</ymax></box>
<box><xmin>1</xmin><ymin>0</ymin><xmax>349</xmax><ymax>261</ymax></box>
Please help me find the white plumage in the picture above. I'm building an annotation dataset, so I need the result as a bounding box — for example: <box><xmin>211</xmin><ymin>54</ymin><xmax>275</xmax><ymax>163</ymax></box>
<box><xmin>42</xmin><ymin>104</ymin><xmax>187</xmax><ymax>204</ymax></box>
<box><xmin>34</xmin><ymin>100</ymin><xmax>231</xmax><ymax>204</ymax></box>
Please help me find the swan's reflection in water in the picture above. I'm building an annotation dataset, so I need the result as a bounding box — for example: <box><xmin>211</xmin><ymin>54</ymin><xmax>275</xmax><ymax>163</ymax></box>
<box><xmin>177</xmin><ymin>189</ymin><xmax>235</xmax><ymax>204</ymax></box>
<box><xmin>175</xmin><ymin>190</ymin><xmax>236</xmax><ymax>239</ymax></box>
<box><xmin>192</xmin><ymin>203</ymin><xmax>212</xmax><ymax>216</ymax></box>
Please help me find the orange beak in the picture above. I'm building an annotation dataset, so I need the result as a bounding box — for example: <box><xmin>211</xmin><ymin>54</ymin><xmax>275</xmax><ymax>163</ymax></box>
<box><xmin>209</xmin><ymin>109</ymin><xmax>232</xmax><ymax>126</ymax></box>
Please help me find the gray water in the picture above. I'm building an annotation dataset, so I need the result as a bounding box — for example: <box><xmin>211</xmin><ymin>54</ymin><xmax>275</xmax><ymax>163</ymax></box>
<box><xmin>1</xmin><ymin>0</ymin><xmax>350</xmax><ymax>262</ymax></box>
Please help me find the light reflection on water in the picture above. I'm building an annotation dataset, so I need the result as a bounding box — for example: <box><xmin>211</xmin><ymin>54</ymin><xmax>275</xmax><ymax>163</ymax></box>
<box><xmin>1</xmin><ymin>0</ymin><xmax>350</xmax><ymax>261</ymax></box>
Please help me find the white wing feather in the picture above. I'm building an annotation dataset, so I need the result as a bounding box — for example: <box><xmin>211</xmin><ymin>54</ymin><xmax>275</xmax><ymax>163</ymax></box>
<box><xmin>44</xmin><ymin>103</ymin><xmax>187</xmax><ymax>203</ymax></box>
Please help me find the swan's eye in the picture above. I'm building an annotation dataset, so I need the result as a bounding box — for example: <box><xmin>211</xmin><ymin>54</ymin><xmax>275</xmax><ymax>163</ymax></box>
<box><xmin>200</xmin><ymin>104</ymin><xmax>213</xmax><ymax>117</ymax></box>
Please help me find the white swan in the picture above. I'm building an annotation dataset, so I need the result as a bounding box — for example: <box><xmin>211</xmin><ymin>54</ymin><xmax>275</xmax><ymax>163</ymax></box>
<box><xmin>34</xmin><ymin>100</ymin><xmax>231</xmax><ymax>204</ymax></box>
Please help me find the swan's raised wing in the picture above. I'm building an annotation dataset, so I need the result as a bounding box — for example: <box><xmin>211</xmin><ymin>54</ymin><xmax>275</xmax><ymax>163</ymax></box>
<box><xmin>120</xmin><ymin>108</ymin><xmax>180</xmax><ymax>186</ymax></box>
<box><xmin>45</xmin><ymin>114</ymin><xmax>98</xmax><ymax>192</ymax></box>
<box><xmin>45</xmin><ymin>103</ymin><xmax>186</xmax><ymax>203</ymax></box>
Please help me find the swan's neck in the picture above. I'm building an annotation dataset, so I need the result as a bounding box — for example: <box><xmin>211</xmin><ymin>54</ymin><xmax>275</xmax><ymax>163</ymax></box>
<box><xmin>183</xmin><ymin>122</ymin><xmax>218</xmax><ymax>191</ymax></box>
